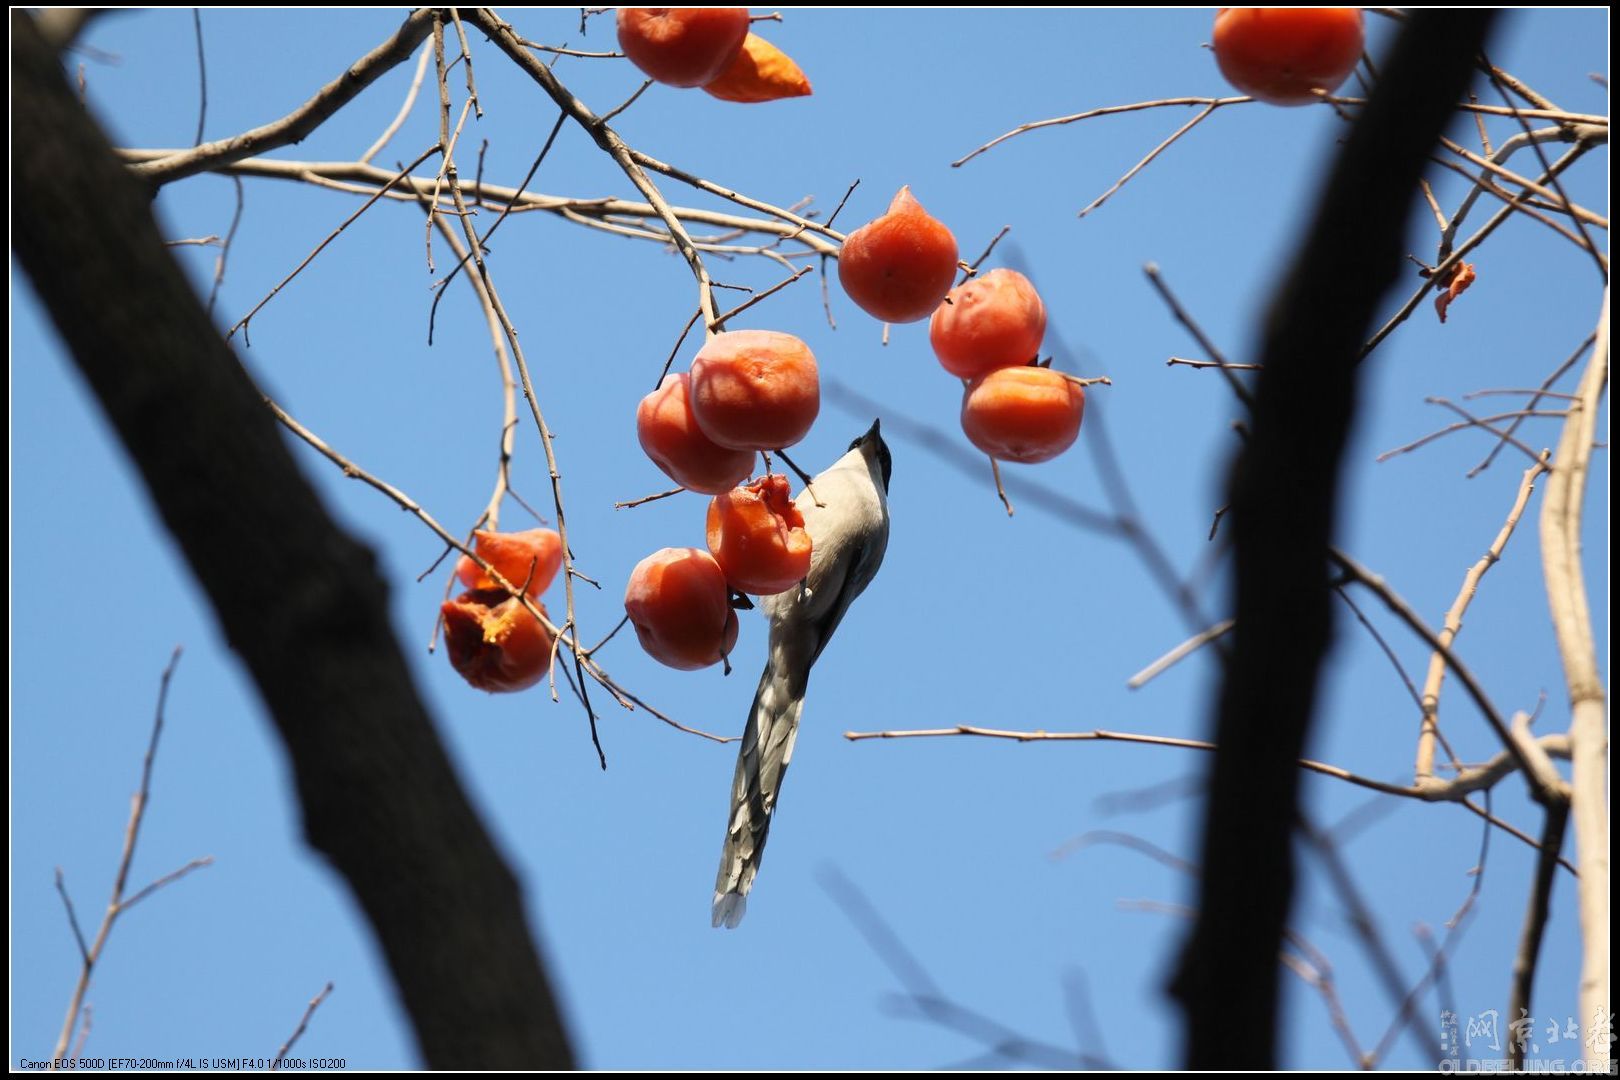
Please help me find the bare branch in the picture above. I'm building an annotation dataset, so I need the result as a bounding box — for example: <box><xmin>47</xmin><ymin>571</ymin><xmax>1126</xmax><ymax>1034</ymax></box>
<box><xmin>1539</xmin><ymin>292</ymin><xmax>1610</xmax><ymax>1068</ymax></box>
<box><xmin>132</xmin><ymin>9</ymin><xmax>435</xmax><ymax>185</ymax></box>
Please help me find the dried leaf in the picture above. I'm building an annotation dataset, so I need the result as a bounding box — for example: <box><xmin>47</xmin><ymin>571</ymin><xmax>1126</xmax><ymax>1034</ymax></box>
<box><xmin>1434</xmin><ymin>261</ymin><xmax>1477</xmax><ymax>324</ymax></box>
<box><xmin>703</xmin><ymin>34</ymin><xmax>811</xmax><ymax>103</ymax></box>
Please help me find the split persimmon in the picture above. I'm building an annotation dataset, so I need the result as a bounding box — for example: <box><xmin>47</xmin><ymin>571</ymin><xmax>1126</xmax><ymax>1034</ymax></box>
<box><xmin>441</xmin><ymin>590</ymin><xmax>555</xmax><ymax>693</ymax></box>
<box><xmin>706</xmin><ymin>474</ymin><xmax>812</xmax><ymax>595</ymax></box>
<box><xmin>455</xmin><ymin>528</ymin><xmax>563</xmax><ymax>598</ymax></box>
<box><xmin>838</xmin><ymin>187</ymin><xmax>959</xmax><ymax>324</ymax></box>
<box><xmin>624</xmin><ymin>547</ymin><xmax>740</xmax><ymax>671</ymax></box>
<box><xmin>689</xmin><ymin>330</ymin><xmax>820</xmax><ymax>451</ymax></box>
<box><xmin>703</xmin><ymin>33</ymin><xmax>812</xmax><ymax>103</ymax></box>
<box><xmin>637</xmin><ymin>372</ymin><xmax>756</xmax><ymax>494</ymax></box>
<box><xmin>961</xmin><ymin>366</ymin><xmax>1086</xmax><ymax>464</ymax></box>
<box><xmin>929</xmin><ymin>268</ymin><xmax>1048</xmax><ymax>379</ymax></box>
<box><xmin>617</xmin><ymin>8</ymin><xmax>751</xmax><ymax>88</ymax></box>
<box><xmin>1212</xmin><ymin>8</ymin><xmax>1365</xmax><ymax>107</ymax></box>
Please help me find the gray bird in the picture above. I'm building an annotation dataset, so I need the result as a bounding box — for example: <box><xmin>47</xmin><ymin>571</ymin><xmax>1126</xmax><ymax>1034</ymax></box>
<box><xmin>712</xmin><ymin>419</ymin><xmax>892</xmax><ymax>928</ymax></box>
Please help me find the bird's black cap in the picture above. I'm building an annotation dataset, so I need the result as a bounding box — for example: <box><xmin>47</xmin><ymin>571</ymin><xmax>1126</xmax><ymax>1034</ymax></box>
<box><xmin>849</xmin><ymin>418</ymin><xmax>892</xmax><ymax>493</ymax></box>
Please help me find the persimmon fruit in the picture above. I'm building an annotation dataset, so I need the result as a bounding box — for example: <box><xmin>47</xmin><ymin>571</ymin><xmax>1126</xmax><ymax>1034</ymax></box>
<box><xmin>637</xmin><ymin>372</ymin><xmax>756</xmax><ymax>494</ymax></box>
<box><xmin>441</xmin><ymin>590</ymin><xmax>555</xmax><ymax>693</ymax></box>
<box><xmin>961</xmin><ymin>366</ymin><xmax>1086</xmax><ymax>464</ymax></box>
<box><xmin>455</xmin><ymin>528</ymin><xmax>562</xmax><ymax>597</ymax></box>
<box><xmin>689</xmin><ymin>330</ymin><xmax>820</xmax><ymax>451</ymax></box>
<box><xmin>703</xmin><ymin>33</ymin><xmax>813</xmax><ymax>103</ymax></box>
<box><xmin>616</xmin><ymin>8</ymin><xmax>751</xmax><ymax>88</ymax></box>
<box><xmin>624</xmin><ymin>547</ymin><xmax>740</xmax><ymax>671</ymax></box>
<box><xmin>706</xmin><ymin>474</ymin><xmax>812</xmax><ymax>596</ymax></box>
<box><xmin>1212</xmin><ymin>8</ymin><xmax>1365</xmax><ymax>107</ymax></box>
<box><xmin>838</xmin><ymin>187</ymin><xmax>960</xmax><ymax>324</ymax></box>
<box><xmin>929</xmin><ymin>268</ymin><xmax>1048</xmax><ymax>379</ymax></box>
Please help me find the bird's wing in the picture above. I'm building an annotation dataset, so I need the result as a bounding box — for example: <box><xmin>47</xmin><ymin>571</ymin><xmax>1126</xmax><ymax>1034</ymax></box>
<box><xmin>806</xmin><ymin>533</ymin><xmax>886</xmax><ymax>667</ymax></box>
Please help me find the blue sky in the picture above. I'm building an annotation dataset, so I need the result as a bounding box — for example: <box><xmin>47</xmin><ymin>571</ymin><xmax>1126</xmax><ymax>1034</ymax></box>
<box><xmin>12</xmin><ymin>8</ymin><xmax>1609</xmax><ymax>1070</ymax></box>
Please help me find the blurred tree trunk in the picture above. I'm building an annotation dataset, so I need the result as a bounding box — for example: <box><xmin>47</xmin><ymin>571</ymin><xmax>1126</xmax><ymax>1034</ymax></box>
<box><xmin>1171</xmin><ymin>10</ymin><xmax>1495</xmax><ymax>1068</ymax></box>
<box><xmin>11</xmin><ymin>11</ymin><xmax>575</xmax><ymax>1070</ymax></box>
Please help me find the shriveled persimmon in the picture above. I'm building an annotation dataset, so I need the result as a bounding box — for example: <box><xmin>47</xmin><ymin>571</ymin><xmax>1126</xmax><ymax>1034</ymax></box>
<box><xmin>441</xmin><ymin>590</ymin><xmax>555</xmax><ymax>693</ymax></box>
<box><xmin>838</xmin><ymin>187</ymin><xmax>959</xmax><ymax>324</ymax></box>
<box><xmin>929</xmin><ymin>268</ymin><xmax>1048</xmax><ymax>379</ymax></box>
<box><xmin>706</xmin><ymin>474</ymin><xmax>812</xmax><ymax>595</ymax></box>
<box><xmin>689</xmin><ymin>330</ymin><xmax>820</xmax><ymax>451</ymax></box>
<box><xmin>637</xmin><ymin>372</ymin><xmax>756</xmax><ymax>494</ymax></box>
<box><xmin>624</xmin><ymin>547</ymin><xmax>740</xmax><ymax>671</ymax></box>
<box><xmin>455</xmin><ymin>528</ymin><xmax>563</xmax><ymax>598</ymax></box>
<box><xmin>702</xmin><ymin>33</ymin><xmax>812</xmax><ymax>103</ymax></box>
<box><xmin>1212</xmin><ymin>8</ymin><xmax>1365</xmax><ymax>107</ymax></box>
<box><xmin>617</xmin><ymin>8</ymin><xmax>751</xmax><ymax>88</ymax></box>
<box><xmin>961</xmin><ymin>366</ymin><xmax>1086</xmax><ymax>464</ymax></box>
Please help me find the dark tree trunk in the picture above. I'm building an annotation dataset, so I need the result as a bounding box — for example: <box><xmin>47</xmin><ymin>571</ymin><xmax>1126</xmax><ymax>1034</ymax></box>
<box><xmin>1171</xmin><ymin>11</ymin><xmax>1495</xmax><ymax>1069</ymax></box>
<box><xmin>11</xmin><ymin>11</ymin><xmax>576</xmax><ymax>1070</ymax></box>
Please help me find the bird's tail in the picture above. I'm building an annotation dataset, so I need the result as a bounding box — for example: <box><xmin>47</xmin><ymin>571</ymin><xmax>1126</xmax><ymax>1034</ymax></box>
<box><xmin>712</xmin><ymin>646</ymin><xmax>806</xmax><ymax>928</ymax></box>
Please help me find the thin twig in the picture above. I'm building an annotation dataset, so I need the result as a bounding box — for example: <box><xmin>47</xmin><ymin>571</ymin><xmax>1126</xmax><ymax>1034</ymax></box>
<box><xmin>953</xmin><ymin>96</ymin><xmax>1250</xmax><ymax>168</ymax></box>
<box><xmin>1079</xmin><ymin>103</ymin><xmax>1219</xmax><ymax>218</ymax></box>
<box><xmin>190</xmin><ymin>9</ymin><xmax>206</xmax><ymax>146</ymax></box>
<box><xmin>1376</xmin><ymin>403</ymin><xmax>1562</xmax><ymax>465</ymax></box>
<box><xmin>133</xmin><ymin>9</ymin><xmax>435</xmax><ymax>185</ymax></box>
<box><xmin>989</xmin><ymin>457</ymin><xmax>1013</xmax><ymax>516</ymax></box>
<box><xmin>1144</xmin><ymin>264</ymin><xmax>1254</xmax><ymax>410</ymax></box>
<box><xmin>228</xmin><ymin>145</ymin><xmax>438</xmax><ymax>343</ymax></box>
<box><xmin>361</xmin><ymin>40</ymin><xmax>432</xmax><ymax>165</ymax></box>
<box><xmin>959</xmin><ymin>225</ymin><xmax>1011</xmax><ymax>284</ymax></box>
<box><xmin>1330</xmin><ymin>549</ymin><xmax>1557</xmax><ymax>806</ymax></box>
<box><xmin>1363</xmin><ymin>140</ymin><xmax>1597</xmax><ymax>360</ymax></box>
<box><xmin>614</xmin><ymin>487</ymin><xmax>684</xmax><ymax>510</ymax></box>
<box><xmin>271</xmin><ymin>982</ymin><xmax>335</xmax><ymax>1071</ymax></box>
<box><xmin>1415</xmin><ymin>453</ymin><xmax>1550</xmax><ymax>783</ymax></box>
<box><xmin>1507</xmin><ymin>801</ymin><xmax>1570</xmax><ymax>1071</ymax></box>
<box><xmin>1470</xmin><ymin>334</ymin><xmax>1593</xmax><ymax>478</ymax></box>
<box><xmin>51</xmin><ymin>649</ymin><xmax>211</xmax><ymax>1065</ymax></box>
<box><xmin>1126</xmin><ymin>619</ymin><xmax>1234</xmax><ymax>690</ymax></box>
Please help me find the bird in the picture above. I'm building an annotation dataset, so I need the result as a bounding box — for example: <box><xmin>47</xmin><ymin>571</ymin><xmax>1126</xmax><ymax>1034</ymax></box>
<box><xmin>712</xmin><ymin>418</ymin><xmax>892</xmax><ymax>929</ymax></box>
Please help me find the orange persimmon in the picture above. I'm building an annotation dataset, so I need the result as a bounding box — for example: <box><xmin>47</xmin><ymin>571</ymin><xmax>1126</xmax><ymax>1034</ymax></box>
<box><xmin>617</xmin><ymin>8</ymin><xmax>751</xmax><ymax>88</ymax></box>
<box><xmin>441</xmin><ymin>590</ymin><xmax>555</xmax><ymax>693</ymax></box>
<box><xmin>624</xmin><ymin>547</ymin><xmax>740</xmax><ymax>671</ymax></box>
<box><xmin>1212</xmin><ymin>8</ymin><xmax>1365</xmax><ymax>107</ymax></box>
<box><xmin>706</xmin><ymin>474</ymin><xmax>812</xmax><ymax>595</ymax></box>
<box><xmin>702</xmin><ymin>33</ymin><xmax>812</xmax><ymax>103</ymax></box>
<box><xmin>929</xmin><ymin>268</ymin><xmax>1048</xmax><ymax>379</ymax></box>
<box><xmin>961</xmin><ymin>366</ymin><xmax>1086</xmax><ymax>464</ymax></box>
<box><xmin>455</xmin><ymin>528</ymin><xmax>563</xmax><ymax>598</ymax></box>
<box><xmin>838</xmin><ymin>187</ymin><xmax>959</xmax><ymax>324</ymax></box>
<box><xmin>689</xmin><ymin>330</ymin><xmax>820</xmax><ymax>451</ymax></box>
<box><xmin>637</xmin><ymin>372</ymin><xmax>756</xmax><ymax>494</ymax></box>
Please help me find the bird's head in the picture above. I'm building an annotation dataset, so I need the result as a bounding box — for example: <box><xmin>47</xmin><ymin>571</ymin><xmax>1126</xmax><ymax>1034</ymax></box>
<box><xmin>848</xmin><ymin>418</ymin><xmax>892</xmax><ymax>494</ymax></box>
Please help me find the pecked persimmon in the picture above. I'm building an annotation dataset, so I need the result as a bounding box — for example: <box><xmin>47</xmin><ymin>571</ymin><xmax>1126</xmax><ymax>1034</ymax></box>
<box><xmin>702</xmin><ymin>33</ymin><xmax>812</xmax><ymax>103</ymax></box>
<box><xmin>706</xmin><ymin>474</ymin><xmax>812</xmax><ymax>595</ymax></box>
<box><xmin>929</xmin><ymin>268</ymin><xmax>1048</xmax><ymax>379</ymax></box>
<box><xmin>961</xmin><ymin>366</ymin><xmax>1086</xmax><ymax>464</ymax></box>
<box><xmin>1212</xmin><ymin>8</ymin><xmax>1365</xmax><ymax>107</ymax></box>
<box><xmin>624</xmin><ymin>547</ymin><xmax>740</xmax><ymax>671</ymax></box>
<box><xmin>455</xmin><ymin>528</ymin><xmax>562</xmax><ymax>598</ymax></box>
<box><xmin>637</xmin><ymin>372</ymin><xmax>756</xmax><ymax>494</ymax></box>
<box><xmin>689</xmin><ymin>330</ymin><xmax>820</xmax><ymax>451</ymax></box>
<box><xmin>838</xmin><ymin>187</ymin><xmax>959</xmax><ymax>324</ymax></box>
<box><xmin>617</xmin><ymin>8</ymin><xmax>751</xmax><ymax>88</ymax></box>
<box><xmin>441</xmin><ymin>590</ymin><xmax>555</xmax><ymax>693</ymax></box>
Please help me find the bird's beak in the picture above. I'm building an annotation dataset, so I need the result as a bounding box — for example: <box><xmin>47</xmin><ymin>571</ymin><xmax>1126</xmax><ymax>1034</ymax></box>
<box><xmin>859</xmin><ymin>418</ymin><xmax>882</xmax><ymax>445</ymax></box>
